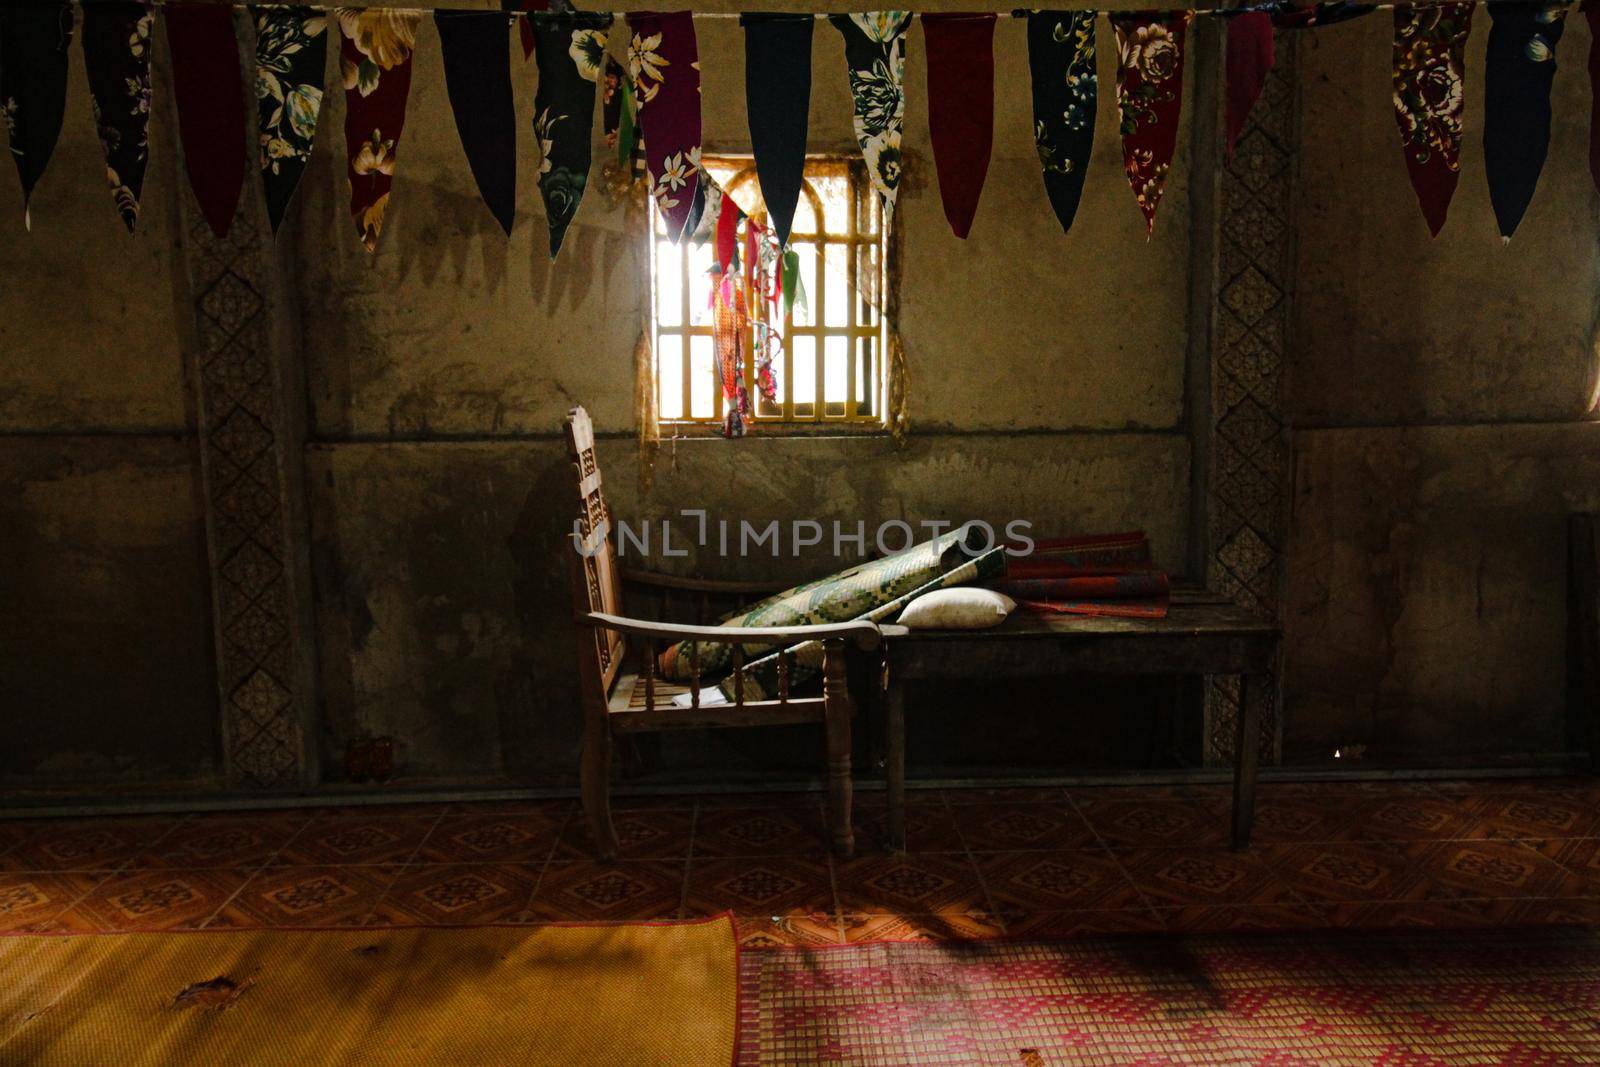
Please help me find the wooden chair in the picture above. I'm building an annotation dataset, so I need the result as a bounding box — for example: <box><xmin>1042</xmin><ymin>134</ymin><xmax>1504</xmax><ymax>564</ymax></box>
<box><xmin>563</xmin><ymin>406</ymin><xmax>880</xmax><ymax>859</ymax></box>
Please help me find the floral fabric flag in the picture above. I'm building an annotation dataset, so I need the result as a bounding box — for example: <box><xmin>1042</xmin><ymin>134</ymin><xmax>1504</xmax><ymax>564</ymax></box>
<box><xmin>743</xmin><ymin>14</ymin><xmax>813</xmax><ymax>247</ymax></box>
<box><xmin>82</xmin><ymin>1</ymin><xmax>154</xmax><ymax>232</ymax></box>
<box><xmin>253</xmin><ymin>6</ymin><xmax>327</xmax><ymax>235</ymax></box>
<box><xmin>1484</xmin><ymin>3</ymin><xmax>1567</xmax><ymax>241</ymax></box>
<box><xmin>166</xmin><ymin>2</ymin><xmax>247</xmax><ymax>238</ymax></box>
<box><xmin>922</xmin><ymin>13</ymin><xmax>996</xmax><ymax>240</ymax></box>
<box><xmin>339</xmin><ymin>8</ymin><xmax>421</xmax><ymax>252</ymax></box>
<box><xmin>1112</xmin><ymin>11</ymin><xmax>1191</xmax><ymax>235</ymax></box>
<box><xmin>602</xmin><ymin>55</ymin><xmax>631</xmax><ymax>161</ymax></box>
<box><xmin>0</xmin><ymin>2</ymin><xmax>73</xmax><ymax>227</ymax></box>
<box><xmin>1027</xmin><ymin>11</ymin><xmax>1097</xmax><ymax>236</ymax></box>
<box><xmin>533</xmin><ymin>13</ymin><xmax>611</xmax><ymax>257</ymax></box>
<box><xmin>1392</xmin><ymin>3</ymin><xmax>1473</xmax><ymax>237</ymax></box>
<box><xmin>626</xmin><ymin>11</ymin><xmax>701</xmax><ymax>242</ymax></box>
<box><xmin>829</xmin><ymin>12</ymin><xmax>912</xmax><ymax>225</ymax></box>
<box><xmin>1225</xmin><ymin>11</ymin><xmax>1274</xmax><ymax>160</ymax></box>
<box><xmin>436</xmin><ymin>11</ymin><xmax>517</xmax><ymax>236</ymax></box>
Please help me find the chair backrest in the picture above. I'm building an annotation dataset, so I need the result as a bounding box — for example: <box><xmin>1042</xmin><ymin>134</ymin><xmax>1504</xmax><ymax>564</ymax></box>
<box><xmin>564</xmin><ymin>406</ymin><xmax>625</xmax><ymax>698</ymax></box>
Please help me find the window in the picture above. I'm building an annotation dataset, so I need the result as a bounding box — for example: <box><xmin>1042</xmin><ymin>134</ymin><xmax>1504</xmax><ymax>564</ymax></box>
<box><xmin>650</xmin><ymin>155</ymin><xmax>887</xmax><ymax>429</ymax></box>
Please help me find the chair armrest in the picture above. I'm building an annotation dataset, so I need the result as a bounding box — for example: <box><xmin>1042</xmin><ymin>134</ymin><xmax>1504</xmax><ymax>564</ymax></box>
<box><xmin>618</xmin><ymin>567</ymin><xmax>788</xmax><ymax>597</ymax></box>
<box><xmin>579</xmin><ymin>611</ymin><xmax>882</xmax><ymax>651</ymax></box>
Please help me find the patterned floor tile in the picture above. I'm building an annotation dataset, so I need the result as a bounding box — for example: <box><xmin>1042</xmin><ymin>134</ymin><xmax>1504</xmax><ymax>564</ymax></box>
<box><xmin>974</xmin><ymin>850</ymin><xmax>1144</xmax><ymax>913</ymax></box>
<box><xmin>1247</xmin><ymin>791</ymin><xmax>1365</xmax><ymax>844</ymax></box>
<box><xmin>691</xmin><ymin>807</ymin><xmax>831</xmax><ymax>857</ymax></box>
<box><xmin>684</xmin><ymin>857</ymin><xmax>835</xmax><ymax>917</ymax></box>
<box><xmin>212</xmin><ymin>865</ymin><xmax>395</xmax><ymax>928</ymax></box>
<box><xmin>1155</xmin><ymin>903</ymin><xmax>1336</xmax><ymax>935</ymax></box>
<box><xmin>298</xmin><ymin>802</ymin><xmax>451</xmax><ymax>819</ymax></box>
<box><xmin>1066</xmin><ymin>792</ymin><xmax>1231</xmax><ymax>849</ymax></box>
<box><xmin>444</xmin><ymin>797</ymin><xmax>574</xmax><ymax>818</ymax></box>
<box><xmin>840</xmin><ymin>910</ymin><xmax>1007</xmax><ymax>942</ymax></box>
<box><xmin>554</xmin><ymin>809</ymin><xmax>695</xmax><ymax>860</ymax></box>
<box><xmin>1324</xmin><ymin>897</ymin><xmax>1534</xmax><ymax>931</ymax></box>
<box><xmin>1515</xmin><ymin>837</ymin><xmax>1600</xmax><ymax>896</ymax></box>
<box><xmin>1</xmin><ymin>817</ymin><xmax>182</xmax><ymax>871</ymax></box>
<box><xmin>1329</xmin><ymin>793</ymin><xmax>1476</xmax><ymax>842</ymax></box>
<box><xmin>1456</xmin><ymin>790</ymin><xmax>1600</xmax><ymax>840</ymax></box>
<box><xmin>1118</xmin><ymin>847</ymin><xmax>1293</xmax><ymax>908</ymax></box>
<box><xmin>692</xmin><ymin>792</ymin><xmax>819</xmax><ymax>809</ymax></box>
<box><xmin>853</xmin><ymin>802</ymin><xmax>967</xmax><ymax>854</ymax></box>
<box><xmin>273</xmin><ymin>815</ymin><xmax>437</xmax><ymax>867</ymax></box>
<box><xmin>953</xmin><ymin>803</ymin><xmax>1100</xmax><ymax>852</ymax></box>
<box><xmin>1264</xmin><ymin>842</ymin><xmax>1425</xmax><ymax>903</ymax></box>
<box><xmin>1505</xmin><ymin>896</ymin><xmax>1600</xmax><ymax>925</ymax></box>
<box><xmin>1000</xmin><ymin>908</ymin><xmax>1166</xmax><ymax>939</ymax></box>
<box><xmin>0</xmin><ymin>871</ymin><xmax>113</xmax><ymax>932</ymax></box>
<box><xmin>126</xmin><ymin>812</ymin><xmax>312</xmax><ymax>869</ymax></box>
<box><xmin>834</xmin><ymin>853</ymin><xmax>990</xmax><ymax>916</ymax></box>
<box><xmin>735</xmin><ymin>912</ymin><xmax>843</xmax><ymax>948</ymax></box>
<box><xmin>60</xmin><ymin>868</ymin><xmax>254</xmax><ymax>932</ymax></box>
<box><xmin>940</xmin><ymin>786</ymin><xmax>1069</xmax><ymax>805</ymax></box>
<box><xmin>412</xmin><ymin>813</ymin><xmax>563</xmax><ymax>865</ymax></box>
<box><xmin>372</xmin><ymin>863</ymin><xmax>542</xmax><ymax>926</ymax></box>
<box><xmin>527</xmin><ymin>860</ymin><xmax>686</xmax><ymax>922</ymax></box>
<box><xmin>0</xmin><ymin>821</ymin><xmax>35</xmax><ymax>861</ymax></box>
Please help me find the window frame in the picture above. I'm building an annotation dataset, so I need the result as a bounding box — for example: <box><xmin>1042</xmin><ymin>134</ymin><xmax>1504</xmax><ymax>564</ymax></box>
<box><xmin>648</xmin><ymin>153</ymin><xmax>892</xmax><ymax>434</ymax></box>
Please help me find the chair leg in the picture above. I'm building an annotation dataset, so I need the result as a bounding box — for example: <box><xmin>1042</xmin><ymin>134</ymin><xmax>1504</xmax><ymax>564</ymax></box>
<box><xmin>1231</xmin><ymin>673</ymin><xmax>1260</xmax><ymax>852</ymax></box>
<box><xmin>581</xmin><ymin>717</ymin><xmax>619</xmax><ymax>861</ymax></box>
<box><xmin>823</xmin><ymin>639</ymin><xmax>855</xmax><ymax>858</ymax></box>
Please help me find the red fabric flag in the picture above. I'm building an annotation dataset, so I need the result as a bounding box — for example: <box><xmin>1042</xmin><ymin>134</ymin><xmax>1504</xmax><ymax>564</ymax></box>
<box><xmin>1225</xmin><ymin>12</ymin><xmax>1275</xmax><ymax>161</ymax></box>
<box><xmin>1113</xmin><ymin>11</ymin><xmax>1192</xmax><ymax>235</ymax></box>
<box><xmin>922</xmin><ymin>13</ymin><xmax>996</xmax><ymax>240</ymax></box>
<box><xmin>166</xmin><ymin>2</ymin><xmax>247</xmax><ymax>238</ymax></box>
<box><xmin>715</xmin><ymin>194</ymin><xmax>741</xmax><ymax>274</ymax></box>
<box><xmin>1392</xmin><ymin>4</ymin><xmax>1473</xmax><ymax>236</ymax></box>
<box><xmin>339</xmin><ymin>8</ymin><xmax>421</xmax><ymax>253</ymax></box>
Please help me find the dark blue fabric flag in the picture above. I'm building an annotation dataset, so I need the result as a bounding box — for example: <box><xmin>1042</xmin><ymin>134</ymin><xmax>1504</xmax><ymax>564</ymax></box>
<box><xmin>742</xmin><ymin>14</ymin><xmax>813</xmax><ymax>247</ymax></box>
<box><xmin>436</xmin><ymin>11</ymin><xmax>518</xmax><ymax>235</ymax></box>
<box><xmin>1484</xmin><ymin>2</ymin><xmax>1568</xmax><ymax>240</ymax></box>
<box><xmin>1027</xmin><ymin>11</ymin><xmax>1097</xmax><ymax>235</ymax></box>
<box><xmin>0</xmin><ymin>1</ymin><xmax>73</xmax><ymax>227</ymax></box>
<box><xmin>533</xmin><ymin>13</ymin><xmax>611</xmax><ymax>258</ymax></box>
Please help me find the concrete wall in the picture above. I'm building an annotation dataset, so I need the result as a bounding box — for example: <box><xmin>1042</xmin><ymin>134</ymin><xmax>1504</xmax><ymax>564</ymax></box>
<box><xmin>1282</xmin><ymin>18</ymin><xmax>1600</xmax><ymax>764</ymax></box>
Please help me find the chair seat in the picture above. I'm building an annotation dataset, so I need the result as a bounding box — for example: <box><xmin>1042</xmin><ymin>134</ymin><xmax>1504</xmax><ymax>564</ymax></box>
<box><xmin>607</xmin><ymin>670</ymin><xmax>694</xmax><ymax>714</ymax></box>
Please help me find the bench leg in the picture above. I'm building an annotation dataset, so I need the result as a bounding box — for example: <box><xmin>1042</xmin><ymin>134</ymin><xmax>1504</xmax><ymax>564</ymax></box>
<box><xmin>823</xmin><ymin>640</ymin><xmax>855</xmax><ymax>858</ymax></box>
<box><xmin>581</xmin><ymin>717</ymin><xmax>619</xmax><ymax>862</ymax></box>
<box><xmin>887</xmin><ymin>676</ymin><xmax>906</xmax><ymax>853</ymax></box>
<box><xmin>1231</xmin><ymin>673</ymin><xmax>1260</xmax><ymax>851</ymax></box>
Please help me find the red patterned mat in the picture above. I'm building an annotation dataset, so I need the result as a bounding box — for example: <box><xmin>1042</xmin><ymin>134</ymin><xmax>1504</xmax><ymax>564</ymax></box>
<box><xmin>736</xmin><ymin>928</ymin><xmax>1600</xmax><ymax>1065</ymax></box>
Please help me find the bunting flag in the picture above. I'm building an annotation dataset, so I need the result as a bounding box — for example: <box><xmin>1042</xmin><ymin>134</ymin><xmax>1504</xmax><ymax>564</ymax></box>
<box><xmin>166</xmin><ymin>3</ymin><xmax>247</xmax><ymax>238</ymax></box>
<box><xmin>1585</xmin><ymin>1</ymin><xmax>1600</xmax><ymax>197</ymax></box>
<box><xmin>1225</xmin><ymin>12</ymin><xmax>1275</xmax><ymax>160</ymax></box>
<box><xmin>1392</xmin><ymin>3</ymin><xmax>1473</xmax><ymax>237</ymax></box>
<box><xmin>742</xmin><ymin>14</ymin><xmax>813</xmax><ymax>247</ymax></box>
<box><xmin>82</xmin><ymin>1</ymin><xmax>155</xmax><ymax>233</ymax></box>
<box><xmin>0</xmin><ymin>2</ymin><xmax>73</xmax><ymax>227</ymax></box>
<box><xmin>1112</xmin><ymin>11</ymin><xmax>1191</xmax><ymax>235</ymax></box>
<box><xmin>1027</xmin><ymin>11</ymin><xmax>1097</xmax><ymax>236</ymax></box>
<box><xmin>1484</xmin><ymin>3</ymin><xmax>1567</xmax><ymax>241</ymax></box>
<box><xmin>712</xmin><ymin>271</ymin><xmax>752</xmax><ymax>437</ymax></box>
<box><xmin>534</xmin><ymin>14</ymin><xmax>612</xmax><ymax>257</ymax></box>
<box><xmin>923</xmin><ymin>13</ymin><xmax>997</xmax><ymax>239</ymax></box>
<box><xmin>253</xmin><ymin>7</ymin><xmax>328</xmax><ymax>235</ymax></box>
<box><xmin>436</xmin><ymin>11</ymin><xmax>517</xmax><ymax>236</ymax></box>
<box><xmin>338</xmin><ymin>8</ymin><xmax>421</xmax><ymax>252</ymax></box>
<box><xmin>1271</xmin><ymin>2</ymin><xmax>1376</xmax><ymax>30</ymax></box>
<box><xmin>626</xmin><ymin>11</ymin><xmax>701</xmax><ymax>242</ymax></box>
<box><xmin>830</xmin><ymin>12</ymin><xmax>913</xmax><ymax>225</ymax></box>
<box><xmin>602</xmin><ymin>55</ymin><xmax>631</xmax><ymax>163</ymax></box>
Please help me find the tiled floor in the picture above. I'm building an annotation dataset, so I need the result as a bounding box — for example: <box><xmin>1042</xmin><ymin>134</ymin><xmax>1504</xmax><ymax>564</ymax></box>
<box><xmin>3</xmin><ymin>779</ymin><xmax>1599</xmax><ymax>947</ymax></box>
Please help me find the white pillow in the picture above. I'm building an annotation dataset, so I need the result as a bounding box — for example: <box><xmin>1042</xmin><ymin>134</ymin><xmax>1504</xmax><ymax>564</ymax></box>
<box><xmin>897</xmin><ymin>588</ymin><xmax>1015</xmax><ymax>630</ymax></box>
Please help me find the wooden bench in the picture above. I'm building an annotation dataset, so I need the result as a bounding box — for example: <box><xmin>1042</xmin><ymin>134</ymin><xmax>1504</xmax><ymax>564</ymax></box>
<box><xmin>878</xmin><ymin>589</ymin><xmax>1282</xmax><ymax>851</ymax></box>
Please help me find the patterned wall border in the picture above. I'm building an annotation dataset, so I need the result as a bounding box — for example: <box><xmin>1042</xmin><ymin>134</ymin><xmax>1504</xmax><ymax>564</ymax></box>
<box><xmin>1204</xmin><ymin>37</ymin><xmax>1298</xmax><ymax>765</ymax></box>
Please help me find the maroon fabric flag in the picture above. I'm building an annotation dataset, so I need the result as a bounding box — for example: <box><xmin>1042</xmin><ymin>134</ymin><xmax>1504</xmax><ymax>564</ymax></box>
<box><xmin>1392</xmin><ymin>4</ymin><xmax>1473</xmax><ymax>236</ymax></box>
<box><xmin>165</xmin><ymin>3</ymin><xmax>247</xmax><ymax>238</ymax></box>
<box><xmin>1225</xmin><ymin>12</ymin><xmax>1274</xmax><ymax>161</ymax></box>
<box><xmin>1112</xmin><ymin>11</ymin><xmax>1191</xmax><ymax>235</ymax></box>
<box><xmin>922</xmin><ymin>13</ymin><xmax>996</xmax><ymax>240</ymax></box>
<box><xmin>339</xmin><ymin>8</ymin><xmax>421</xmax><ymax>252</ymax></box>
<box><xmin>627</xmin><ymin>11</ymin><xmax>702</xmax><ymax>242</ymax></box>
<box><xmin>1587</xmin><ymin>1</ymin><xmax>1600</xmax><ymax>196</ymax></box>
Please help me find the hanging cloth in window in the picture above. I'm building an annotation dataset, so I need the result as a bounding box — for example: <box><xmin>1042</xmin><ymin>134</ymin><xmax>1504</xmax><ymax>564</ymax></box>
<box><xmin>1027</xmin><ymin>11</ymin><xmax>1097</xmax><ymax>235</ymax></box>
<box><xmin>829</xmin><ymin>12</ymin><xmax>912</xmax><ymax>226</ymax></box>
<box><xmin>742</xmin><ymin>14</ymin><xmax>813</xmax><ymax>247</ymax></box>
<box><xmin>1224</xmin><ymin>11</ymin><xmax>1274</xmax><ymax>161</ymax></box>
<box><xmin>0</xmin><ymin>1</ymin><xmax>72</xmax><ymax>229</ymax></box>
<box><xmin>923</xmin><ymin>13</ymin><xmax>996</xmax><ymax>240</ymax></box>
<box><xmin>82</xmin><ymin>1</ymin><xmax>154</xmax><ymax>233</ymax></box>
<box><xmin>436</xmin><ymin>11</ymin><xmax>517</xmax><ymax>236</ymax></box>
<box><xmin>252</xmin><ymin>6</ymin><xmax>328</xmax><ymax>234</ymax></box>
<box><xmin>626</xmin><ymin>11</ymin><xmax>701</xmax><ymax>243</ymax></box>
<box><xmin>339</xmin><ymin>8</ymin><xmax>421</xmax><ymax>252</ymax></box>
<box><xmin>1112</xmin><ymin>10</ymin><xmax>1190</xmax><ymax>237</ymax></box>
<box><xmin>1392</xmin><ymin>4</ymin><xmax>1473</xmax><ymax>237</ymax></box>
<box><xmin>1484</xmin><ymin>3</ymin><xmax>1567</xmax><ymax>241</ymax></box>
<box><xmin>712</xmin><ymin>271</ymin><xmax>751</xmax><ymax>438</ymax></box>
<box><xmin>167</xmin><ymin>2</ymin><xmax>248</xmax><ymax>239</ymax></box>
<box><xmin>534</xmin><ymin>13</ymin><xmax>611</xmax><ymax>257</ymax></box>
